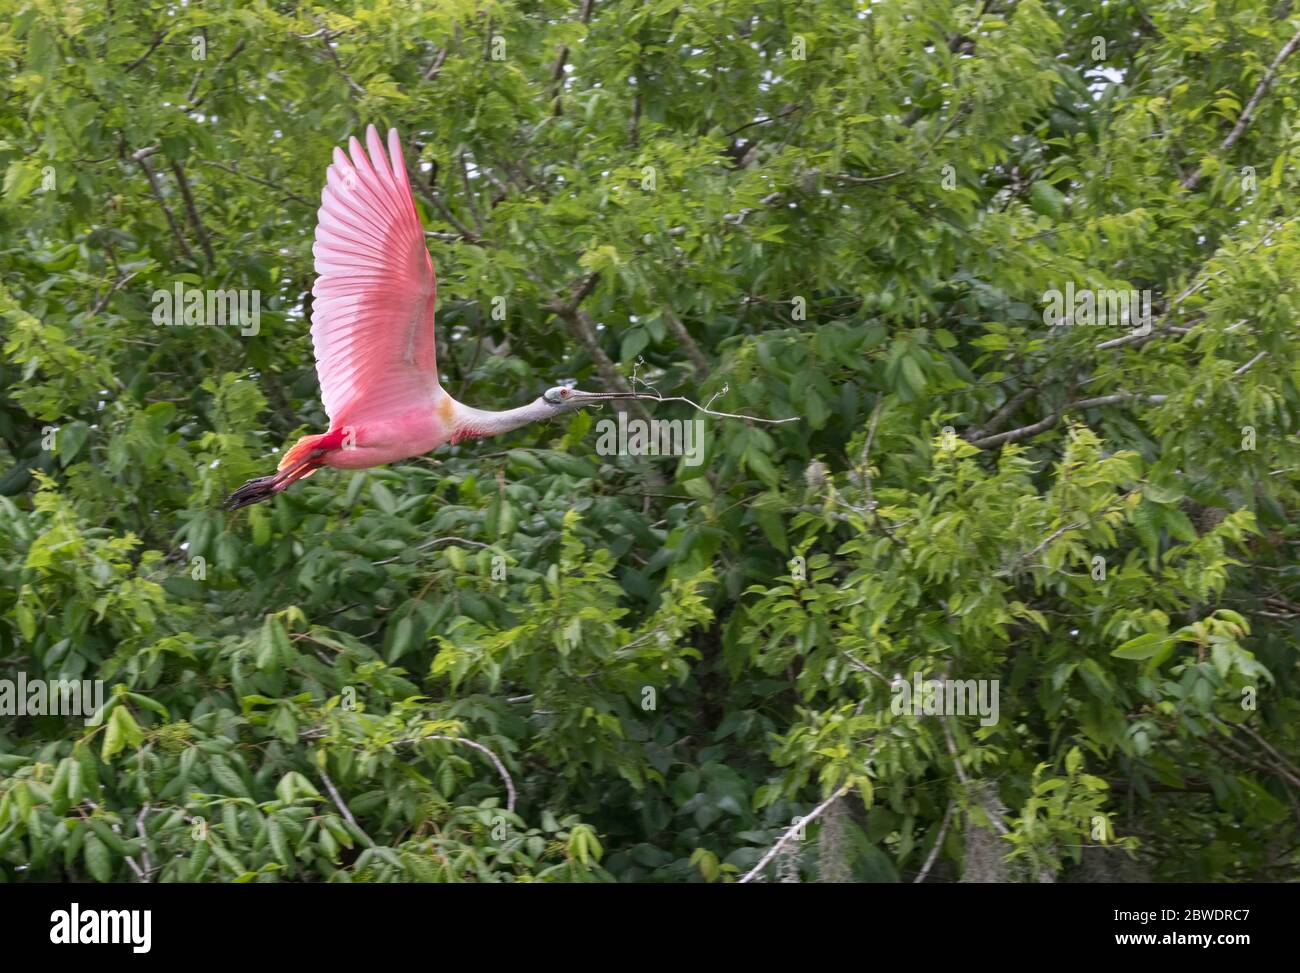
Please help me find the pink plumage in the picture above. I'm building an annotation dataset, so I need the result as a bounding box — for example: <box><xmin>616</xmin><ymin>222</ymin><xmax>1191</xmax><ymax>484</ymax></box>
<box><xmin>224</xmin><ymin>125</ymin><xmax>628</xmax><ymax>511</ymax></box>
<box><xmin>312</xmin><ymin>127</ymin><xmax>440</xmax><ymax>428</ymax></box>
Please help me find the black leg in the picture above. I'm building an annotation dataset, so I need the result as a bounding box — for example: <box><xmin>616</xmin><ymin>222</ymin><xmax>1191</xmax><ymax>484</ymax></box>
<box><xmin>223</xmin><ymin>475</ymin><xmax>280</xmax><ymax>511</ymax></box>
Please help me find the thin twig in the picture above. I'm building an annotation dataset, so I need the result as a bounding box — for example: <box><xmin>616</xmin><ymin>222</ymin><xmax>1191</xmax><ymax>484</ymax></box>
<box><xmin>549</xmin><ymin>0</ymin><xmax>596</xmax><ymax>112</ymax></box>
<box><xmin>1019</xmin><ymin>521</ymin><xmax>1083</xmax><ymax>562</ymax></box>
<box><xmin>186</xmin><ymin>37</ymin><xmax>246</xmax><ymax>110</ymax></box>
<box><xmin>90</xmin><ymin>271</ymin><xmax>138</xmax><ymax>317</ymax></box>
<box><xmin>834</xmin><ymin>169</ymin><xmax>907</xmax><ymax>185</ymax></box>
<box><xmin>914</xmin><ymin>800</ymin><xmax>955</xmax><ymax>883</ymax></box>
<box><xmin>850</xmin><ymin>400</ymin><xmax>906</xmax><ymax>547</ymax></box>
<box><xmin>398</xmin><ymin>735</ymin><xmax>517</xmax><ymax>813</ymax></box>
<box><xmin>940</xmin><ymin>711</ymin><xmax>1009</xmax><ymax>835</ymax></box>
<box><xmin>659</xmin><ymin>307</ymin><xmax>711</xmax><ymax>378</ymax></box>
<box><xmin>135</xmin><ymin>804</ymin><xmax>155</xmax><ymax>881</ymax></box>
<box><xmin>739</xmin><ymin>785</ymin><xmax>850</xmax><ymax>883</ymax></box>
<box><xmin>1098</xmin><ymin>217</ymin><xmax>1298</xmax><ymax>350</ymax></box>
<box><xmin>426</xmin><ymin>189</ymin><xmax>485</xmax><ymax>244</ymax></box>
<box><xmin>310</xmin><ymin>20</ymin><xmax>365</xmax><ymax>95</ymax></box>
<box><xmin>319</xmin><ymin>767</ymin><xmax>377</xmax><ymax>847</ymax></box>
<box><xmin>610</xmin><ymin>390</ymin><xmax>800</xmax><ymax>425</ymax></box>
<box><xmin>722</xmin><ymin>104</ymin><xmax>803</xmax><ymax>138</ymax></box>
<box><xmin>134</xmin><ymin>149</ymin><xmax>196</xmax><ymax>263</ymax></box>
<box><xmin>1181</xmin><ymin>22</ymin><xmax>1300</xmax><ymax>191</ymax></box>
<box><xmin>969</xmin><ymin>384</ymin><xmax>1037</xmax><ymax>442</ymax></box>
<box><xmin>458</xmin><ymin>152</ymin><xmax>485</xmax><ymax>233</ymax></box>
<box><xmin>373</xmin><ymin>536</ymin><xmax>491</xmax><ymax>565</ymax></box>
<box><xmin>860</xmin><ymin>399</ymin><xmax>885</xmax><ymax>505</ymax></box>
<box><xmin>169</xmin><ymin>160</ymin><xmax>215</xmax><ymax>267</ymax></box>
<box><xmin>539</xmin><ymin>273</ymin><xmax>651</xmax><ymax>421</ymax></box>
<box><xmin>967</xmin><ymin>393</ymin><xmax>1168</xmax><ymax>449</ymax></box>
<box><xmin>423</xmin><ymin>45</ymin><xmax>449</xmax><ymax>82</ymax></box>
<box><xmin>1240</xmin><ymin>724</ymin><xmax>1300</xmax><ymax>787</ymax></box>
<box><xmin>195</xmin><ymin>160</ymin><xmax>313</xmax><ymax>206</ymax></box>
<box><xmin>124</xmin><ymin>31</ymin><xmax>167</xmax><ymax>73</ymax></box>
<box><xmin>1095</xmin><ymin>274</ymin><xmax>1224</xmax><ymax>350</ymax></box>
<box><xmin>1234</xmin><ymin>351</ymin><xmax>1268</xmax><ymax>376</ymax></box>
<box><xmin>842</xmin><ymin>651</ymin><xmax>892</xmax><ymax>686</ymax></box>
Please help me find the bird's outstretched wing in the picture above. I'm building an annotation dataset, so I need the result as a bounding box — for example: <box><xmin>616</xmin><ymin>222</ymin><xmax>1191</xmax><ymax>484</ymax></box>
<box><xmin>311</xmin><ymin>125</ymin><xmax>438</xmax><ymax>427</ymax></box>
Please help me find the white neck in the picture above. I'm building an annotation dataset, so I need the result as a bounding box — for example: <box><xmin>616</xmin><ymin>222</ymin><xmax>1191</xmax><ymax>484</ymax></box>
<box><xmin>449</xmin><ymin>396</ymin><xmax>556</xmax><ymax>442</ymax></box>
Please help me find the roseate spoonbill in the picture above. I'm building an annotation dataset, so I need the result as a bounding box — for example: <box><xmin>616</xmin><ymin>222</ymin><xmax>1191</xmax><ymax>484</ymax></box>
<box><xmin>224</xmin><ymin>125</ymin><xmax>633</xmax><ymax>511</ymax></box>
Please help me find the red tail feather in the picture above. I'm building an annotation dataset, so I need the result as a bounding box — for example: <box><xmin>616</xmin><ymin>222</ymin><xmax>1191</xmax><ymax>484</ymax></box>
<box><xmin>277</xmin><ymin>429</ymin><xmax>345</xmax><ymax>472</ymax></box>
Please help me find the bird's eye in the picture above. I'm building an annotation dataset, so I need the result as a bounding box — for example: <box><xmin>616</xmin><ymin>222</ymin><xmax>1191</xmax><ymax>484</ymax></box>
<box><xmin>560</xmin><ymin>388</ymin><xmax>570</xmax><ymax>398</ymax></box>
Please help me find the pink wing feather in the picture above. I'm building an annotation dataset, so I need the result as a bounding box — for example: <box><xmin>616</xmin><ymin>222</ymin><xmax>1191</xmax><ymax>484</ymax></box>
<box><xmin>310</xmin><ymin>125</ymin><xmax>438</xmax><ymax>428</ymax></box>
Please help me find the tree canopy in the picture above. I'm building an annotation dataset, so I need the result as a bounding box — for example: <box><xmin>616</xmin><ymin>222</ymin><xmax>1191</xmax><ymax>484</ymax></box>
<box><xmin>1</xmin><ymin>0</ymin><xmax>1298</xmax><ymax>883</ymax></box>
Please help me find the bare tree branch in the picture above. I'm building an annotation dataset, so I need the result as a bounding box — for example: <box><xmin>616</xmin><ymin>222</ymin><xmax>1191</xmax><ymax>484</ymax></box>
<box><xmin>659</xmin><ymin>307</ymin><xmax>711</xmax><ymax>378</ymax></box>
<box><xmin>133</xmin><ymin>148</ymin><xmax>196</xmax><ymax>264</ymax></box>
<box><xmin>124</xmin><ymin>30</ymin><xmax>167</xmax><ymax>73</ymax></box>
<box><xmin>940</xmin><ymin>712</ymin><xmax>1009</xmax><ymax>836</ymax></box>
<box><xmin>185</xmin><ymin>37</ymin><xmax>246</xmax><ymax>110</ymax></box>
<box><xmin>373</xmin><ymin>536</ymin><xmax>491</xmax><ymax>565</ymax></box>
<box><xmin>399</xmin><ymin>735</ymin><xmax>518</xmax><ymax>813</ymax></box>
<box><xmin>423</xmin><ymin>45</ymin><xmax>449</xmax><ymax>81</ymax></box>
<box><xmin>458</xmin><ymin>151</ymin><xmax>485</xmax><ymax>233</ymax></box>
<box><xmin>169</xmin><ymin>160</ymin><xmax>215</xmax><ymax>267</ymax></box>
<box><xmin>739</xmin><ymin>784</ymin><xmax>850</xmax><ymax>883</ymax></box>
<box><xmin>543</xmin><ymin>273</ymin><xmax>652</xmax><ymax>421</ymax></box>
<box><xmin>424</xmin><ymin>187</ymin><xmax>487</xmax><ymax>244</ymax></box>
<box><xmin>914</xmin><ymin>800</ymin><xmax>955</xmax><ymax>883</ymax></box>
<box><xmin>551</xmin><ymin>0</ymin><xmax>596</xmax><ymax>85</ymax></box>
<box><xmin>134</xmin><ymin>804</ymin><xmax>156</xmax><ymax>881</ymax></box>
<box><xmin>967</xmin><ymin>393</ymin><xmax>1168</xmax><ymax>450</ymax></box>
<box><xmin>968</xmin><ymin>383</ymin><xmax>1037</xmax><ymax>442</ymax></box>
<box><xmin>1095</xmin><ymin>273</ymin><xmax>1225</xmax><ymax>350</ymax></box>
<box><xmin>196</xmin><ymin>160</ymin><xmax>313</xmax><ymax>206</ymax></box>
<box><xmin>1181</xmin><ymin>22</ymin><xmax>1300</xmax><ymax>191</ymax></box>
<box><xmin>90</xmin><ymin>271</ymin><xmax>138</xmax><ymax>318</ymax></box>
<box><xmin>319</xmin><ymin>767</ymin><xmax>377</xmax><ymax>847</ymax></box>
<box><xmin>307</xmin><ymin>21</ymin><xmax>365</xmax><ymax>95</ymax></box>
<box><xmin>1234</xmin><ymin>351</ymin><xmax>1268</xmax><ymax>376</ymax></box>
<box><xmin>722</xmin><ymin>104</ymin><xmax>803</xmax><ymax>138</ymax></box>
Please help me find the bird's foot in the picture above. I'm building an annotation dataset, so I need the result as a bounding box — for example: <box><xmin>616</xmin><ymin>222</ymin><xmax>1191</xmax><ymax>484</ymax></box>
<box><xmin>224</xmin><ymin>475</ymin><xmax>280</xmax><ymax>511</ymax></box>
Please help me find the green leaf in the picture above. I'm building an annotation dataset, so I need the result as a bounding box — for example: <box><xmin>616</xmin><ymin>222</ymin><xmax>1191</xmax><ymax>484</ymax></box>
<box><xmin>83</xmin><ymin>832</ymin><xmax>112</xmax><ymax>882</ymax></box>
<box><xmin>1111</xmin><ymin>632</ymin><xmax>1170</xmax><ymax>660</ymax></box>
<box><xmin>267</xmin><ymin>817</ymin><xmax>292</xmax><ymax>868</ymax></box>
<box><xmin>1028</xmin><ymin>181</ymin><xmax>1065</xmax><ymax>219</ymax></box>
<box><xmin>369</xmin><ymin>481</ymin><xmax>396</xmax><ymax>515</ymax></box>
<box><xmin>620</xmin><ymin>326</ymin><xmax>649</xmax><ymax>362</ymax></box>
<box><xmin>57</xmin><ymin>421</ymin><xmax>90</xmax><ymax>465</ymax></box>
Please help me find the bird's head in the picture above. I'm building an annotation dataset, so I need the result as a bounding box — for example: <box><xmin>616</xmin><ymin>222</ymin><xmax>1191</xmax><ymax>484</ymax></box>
<box><xmin>540</xmin><ymin>386</ymin><xmax>640</xmax><ymax>411</ymax></box>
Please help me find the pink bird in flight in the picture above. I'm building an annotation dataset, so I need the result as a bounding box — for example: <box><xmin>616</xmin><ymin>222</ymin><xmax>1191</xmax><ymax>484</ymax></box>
<box><xmin>225</xmin><ymin>125</ymin><xmax>633</xmax><ymax>510</ymax></box>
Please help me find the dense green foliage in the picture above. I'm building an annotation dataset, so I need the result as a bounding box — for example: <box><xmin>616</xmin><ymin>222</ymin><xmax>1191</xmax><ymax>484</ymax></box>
<box><xmin>2</xmin><ymin>0</ymin><xmax>1298</xmax><ymax>883</ymax></box>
